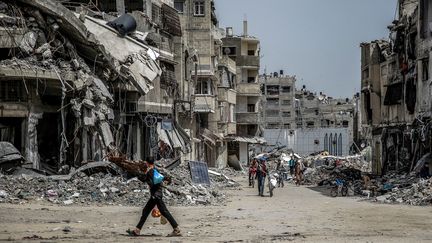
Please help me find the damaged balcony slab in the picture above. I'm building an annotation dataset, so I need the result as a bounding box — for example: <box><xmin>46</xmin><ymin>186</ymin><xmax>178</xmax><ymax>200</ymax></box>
<box><xmin>0</xmin><ymin>66</ymin><xmax>74</xmax><ymax>82</ymax></box>
<box><xmin>80</xmin><ymin>15</ymin><xmax>162</xmax><ymax>95</ymax></box>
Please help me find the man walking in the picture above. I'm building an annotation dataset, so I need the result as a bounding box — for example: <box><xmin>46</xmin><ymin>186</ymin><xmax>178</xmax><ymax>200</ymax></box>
<box><xmin>256</xmin><ymin>159</ymin><xmax>268</xmax><ymax>196</ymax></box>
<box><xmin>128</xmin><ymin>158</ymin><xmax>181</xmax><ymax>237</ymax></box>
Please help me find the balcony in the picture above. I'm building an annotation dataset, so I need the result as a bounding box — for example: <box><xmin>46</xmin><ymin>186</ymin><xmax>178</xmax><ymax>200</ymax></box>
<box><xmin>218</xmin><ymin>88</ymin><xmax>236</xmax><ymax>104</ymax></box>
<box><xmin>237</xmin><ymin>83</ymin><xmax>261</xmax><ymax>96</ymax></box>
<box><xmin>237</xmin><ymin>55</ymin><xmax>259</xmax><ymax>67</ymax></box>
<box><xmin>236</xmin><ymin>112</ymin><xmax>259</xmax><ymax>124</ymax></box>
<box><xmin>193</xmin><ymin>95</ymin><xmax>216</xmax><ymax>113</ymax></box>
<box><xmin>218</xmin><ymin>56</ymin><xmax>236</xmax><ymax>74</ymax></box>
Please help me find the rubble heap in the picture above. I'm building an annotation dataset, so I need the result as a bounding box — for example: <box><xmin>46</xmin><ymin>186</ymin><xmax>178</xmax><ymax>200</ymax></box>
<box><xmin>376</xmin><ymin>177</ymin><xmax>432</xmax><ymax>206</ymax></box>
<box><xmin>303</xmin><ymin>154</ymin><xmax>370</xmax><ymax>185</ymax></box>
<box><xmin>0</xmin><ymin>164</ymin><xmax>240</xmax><ymax>207</ymax></box>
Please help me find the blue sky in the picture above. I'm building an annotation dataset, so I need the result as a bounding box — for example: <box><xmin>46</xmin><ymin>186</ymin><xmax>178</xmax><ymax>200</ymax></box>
<box><xmin>215</xmin><ymin>0</ymin><xmax>398</xmax><ymax>98</ymax></box>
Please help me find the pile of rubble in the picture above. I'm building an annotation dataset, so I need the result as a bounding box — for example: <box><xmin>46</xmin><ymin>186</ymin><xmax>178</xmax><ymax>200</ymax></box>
<box><xmin>375</xmin><ymin>177</ymin><xmax>432</xmax><ymax>206</ymax></box>
<box><xmin>303</xmin><ymin>154</ymin><xmax>370</xmax><ymax>185</ymax></box>
<box><xmin>0</xmin><ymin>163</ymin><xmax>240</xmax><ymax>207</ymax></box>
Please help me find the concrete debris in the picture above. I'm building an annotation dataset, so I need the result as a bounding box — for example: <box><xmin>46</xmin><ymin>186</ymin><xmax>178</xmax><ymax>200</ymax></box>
<box><xmin>0</xmin><ymin>162</ymin><xmax>240</xmax><ymax>207</ymax></box>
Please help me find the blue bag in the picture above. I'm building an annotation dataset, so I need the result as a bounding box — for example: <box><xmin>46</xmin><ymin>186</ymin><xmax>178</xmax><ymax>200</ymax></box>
<box><xmin>153</xmin><ymin>169</ymin><xmax>164</xmax><ymax>185</ymax></box>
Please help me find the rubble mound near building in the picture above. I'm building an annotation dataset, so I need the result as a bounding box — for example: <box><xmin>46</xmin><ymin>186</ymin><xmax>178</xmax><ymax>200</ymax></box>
<box><xmin>378</xmin><ymin>178</ymin><xmax>432</xmax><ymax>206</ymax></box>
<box><xmin>0</xmin><ymin>163</ymin><xmax>240</xmax><ymax>207</ymax></box>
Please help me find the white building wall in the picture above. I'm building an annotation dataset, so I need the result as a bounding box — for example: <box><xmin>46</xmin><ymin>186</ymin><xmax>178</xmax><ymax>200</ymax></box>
<box><xmin>264</xmin><ymin>127</ymin><xmax>353</xmax><ymax>156</ymax></box>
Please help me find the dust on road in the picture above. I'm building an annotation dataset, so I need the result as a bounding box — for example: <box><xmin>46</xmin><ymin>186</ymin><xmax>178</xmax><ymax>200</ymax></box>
<box><xmin>1</xmin><ymin>176</ymin><xmax>432</xmax><ymax>242</ymax></box>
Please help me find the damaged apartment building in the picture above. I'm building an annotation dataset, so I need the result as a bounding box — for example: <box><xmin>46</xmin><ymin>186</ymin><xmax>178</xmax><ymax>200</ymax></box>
<box><xmin>262</xmin><ymin>73</ymin><xmax>356</xmax><ymax>157</ymax></box>
<box><xmin>222</xmin><ymin>22</ymin><xmax>265</xmax><ymax>164</ymax></box>
<box><xmin>0</xmin><ymin>0</ymin><xmax>191</xmax><ymax>173</ymax></box>
<box><xmin>360</xmin><ymin>0</ymin><xmax>432</xmax><ymax>175</ymax></box>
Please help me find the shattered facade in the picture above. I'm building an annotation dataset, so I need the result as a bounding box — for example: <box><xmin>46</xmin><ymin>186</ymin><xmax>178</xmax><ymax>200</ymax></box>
<box><xmin>0</xmin><ymin>0</ymin><xmax>191</xmax><ymax>173</ymax></box>
<box><xmin>360</xmin><ymin>0</ymin><xmax>432</xmax><ymax>176</ymax></box>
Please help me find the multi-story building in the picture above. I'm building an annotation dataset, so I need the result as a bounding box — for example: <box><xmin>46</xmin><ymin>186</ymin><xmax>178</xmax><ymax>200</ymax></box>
<box><xmin>222</xmin><ymin>21</ymin><xmax>264</xmax><ymax>164</ymax></box>
<box><xmin>263</xmin><ymin>83</ymin><xmax>355</xmax><ymax>156</ymax></box>
<box><xmin>176</xmin><ymin>0</ymin><xmax>233</xmax><ymax>168</ymax></box>
<box><xmin>261</xmin><ymin>72</ymin><xmax>296</xmax><ymax>130</ymax></box>
<box><xmin>360</xmin><ymin>0</ymin><xmax>432</xmax><ymax>175</ymax></box>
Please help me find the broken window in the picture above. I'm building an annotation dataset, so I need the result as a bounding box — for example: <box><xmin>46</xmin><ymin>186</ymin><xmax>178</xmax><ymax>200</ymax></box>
<box><xmin>281</xmin><ymin>99</ymin><xmax>291</xmax><ymax>106</ymax></box>
<box><xmin>174</xmin><ymin>0</ymin><xmax>184</xmax><ymax>13</ymax></box>
<box><xmin>283</xmin><ymin>123</ymin><xmax>291</xmax><ymax>129</ymax></box>
<box><xmin>266</xmin><ymin>98</ymin><xmax>279</xmax><ymax>107</ymax></box>
<box><xmin>266</xmin><ymin>110</ymin><xmax>279</xmax><ymax>117</ymax></box>
<box><xmin>281</xmin><ymin>86</ymin><xmax>291</xmax><ymax>93</ymax></box>
<box><xmin>281</xmin><ymin>111</ymin><xmax>291</xmax><ymax>118</ymax></box>
<box><xmin>342</xmin><ymin>120</ymin><xmax>349</xmax><ymax>127</ymax></box>
<box><xmin>383</xmin><ymin>82</ymin><xmax>403</xmax><ymax>106</ymax></box>
<box><xmin>222</xmin><ymin>47</ymin><xmax>236</xmax><ymax>56</ymax></box>
<box><xmin>247</xmin><ymin>76</ymin><xmax>256</xmax><ymax>83</ymax></box>
<box><xmin>247</xmin><ymin>104</ymin><xmax>255</xmax><ymax>112</ymax></box>
<box><xmin>247</xmin><ymin>50</ymin><xmax>255</xmax><ymax>56</ymax></box>
<box><xmin>306</xmin><ymin>121</ymin><xmax>314</xmax><ymax>128</ymax></box>
<box><xmin>195</xmin><ymin>79</ymin><xmax>212</xmax><ymax>95</ymax></box>
<box><xmin>422</xmin><ymin>58</ymin><xmax>429</xmax><ymax>81</ymax></box>
<box><xmin>194</xmin><ymin>1</ymin><xmax>205</xmax><ymax>16</ymax></box>
<box><xmin>0</xmin><ymin>81</ymin><xmax>27</xmax><ymax>102</ymax></box>
<box><xmin>266</xmin><ymin>85</ymin><xmax>279</xmax><ymax>95</ymax></box>
<box><xmin>267</xmin><ymin>123</ymin><xmax>279</xmax><ymax>129</ymax></box>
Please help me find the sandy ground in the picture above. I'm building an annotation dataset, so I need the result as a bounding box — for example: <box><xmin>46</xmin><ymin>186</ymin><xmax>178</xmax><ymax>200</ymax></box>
<box><xmin>1</xmin><ymin>175</ymin><xmax>432</xmax><ymax>243</ymax></box>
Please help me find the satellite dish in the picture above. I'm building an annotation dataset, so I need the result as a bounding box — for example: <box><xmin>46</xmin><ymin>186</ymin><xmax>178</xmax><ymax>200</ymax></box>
<box><xmin>318</xmin><ymin>95</ymin><xmax>324</xmax><ymax>101</ymax></box>
<box><xmin>223</xmin><ymin>47</ymin><xmax>231</xmax><ymax>55</ymax></box>
<box><xmin>361</xmin><ymin>143</ymin><xmax>365</xmax><ymax>148</ymax></box>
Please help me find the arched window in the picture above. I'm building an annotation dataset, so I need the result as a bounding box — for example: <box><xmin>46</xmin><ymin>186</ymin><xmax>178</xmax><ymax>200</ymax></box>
<box><xmin>329</xmin><ymin>134</ymin><xmax>333</xmax><ymax>155</ymax></box>
<box><xmin>334</xmin><ymin>134</ymin><xmax>338</xmax><ymax>156</ymax></box>
<box><xmin>324</xmin><ymin>133</ymin><xmax>328</xmax><ymax>152</ymax></box>
<box><xmin>338</xmin><ymin>133</ymin><xmax>343</xmax><ymax>156</ymax></box>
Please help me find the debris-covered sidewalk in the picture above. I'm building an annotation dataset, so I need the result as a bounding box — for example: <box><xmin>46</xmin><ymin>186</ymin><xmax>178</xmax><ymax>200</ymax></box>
<box><xmin>0</xmin><ymin>162</ymin><xmax>241</xmax><ymax>207</ymax></box>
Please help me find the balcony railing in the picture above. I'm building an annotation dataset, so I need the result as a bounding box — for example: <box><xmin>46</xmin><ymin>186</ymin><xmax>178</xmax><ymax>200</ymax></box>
<box><xmin>194</xmin><ymin>95</ymin><xmax>216</xmax><ymax>113</ymax></box>
<box><xmin>236</xmin><ymin>83</ymin><xmax>261</xmax><ymax>96</ymax></box>
<box><xmin>218</xmin><ymin>88</ymin><xmax>236</xmax><ymax>104</ymax></box>
<box><xmin>237</xmin><ymin>55</ymin><xmax>259</xmax><ymax>67</ymax></box>
<box><xmin>236</xmin><ymin>112</ymin><xmax>259</xmax><ymax>124</ymax></box>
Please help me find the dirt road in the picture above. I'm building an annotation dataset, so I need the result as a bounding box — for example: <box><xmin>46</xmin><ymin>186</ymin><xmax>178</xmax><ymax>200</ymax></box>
<box><xmin>1</xmin><ymin>176</ymin><xmax>432</xmax><ymax>242</ymax></box>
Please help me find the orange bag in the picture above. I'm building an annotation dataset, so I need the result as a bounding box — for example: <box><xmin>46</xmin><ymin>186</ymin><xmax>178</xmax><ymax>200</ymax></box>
<box><xmin>151</xmin><ymin>206</ymin><xmax>161</xmax><ymax>218</ymax></box>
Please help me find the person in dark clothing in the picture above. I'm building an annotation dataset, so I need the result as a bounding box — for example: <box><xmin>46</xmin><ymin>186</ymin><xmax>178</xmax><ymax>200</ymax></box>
<box><xmin>256</xmin><ymin>159</ymin><xmax>268</xmax><ymax>196</ymax></box>
<box><xmin>128</xmin><ymin>158</ymin><xmax>181</xmax><ymax>237</ymax></box>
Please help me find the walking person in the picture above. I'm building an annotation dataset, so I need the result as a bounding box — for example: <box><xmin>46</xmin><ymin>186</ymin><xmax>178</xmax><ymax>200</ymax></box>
<box><xmin>127</xmin><ymin>157</ymin><xmax>181</xmax><ymax>237</ymax></box>
<box><xmin>256</xmin><ymin>159</ymin><xmax>268</xmax><ymax>196</ymax></box>
<box><xmin>295</xmin><ymin>159</ymin><xmax>305</xmax><ymax>186</ymax></box>
<box><xmin>249</xmin><ymin>158</ymin><xmax>258</xmax><ymax>187</ymax></box>
<box><xmin>289</xmin><ymin>156</ymin><xmax>296</xmax><ymax>176</ymax></box>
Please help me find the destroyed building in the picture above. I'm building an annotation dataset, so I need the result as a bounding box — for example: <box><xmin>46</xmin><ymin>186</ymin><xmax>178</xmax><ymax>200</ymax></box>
<box><xmin>360</xmin><ymin>0</ymin><xmax>432</xmax><ymax>176</ymax></box>
<box><xmin>263</xmin><ymin>80</ymin><xmax>356</xmax><ymax>156</ymax></box>
<box><xmin>0</xmin><ymin>0</ymin><xmax>191</xmax><ymax>173</ymax></box>
<box><xmin>0</xmin><ymin>0</ymin><xmax>267</xmax><ymax>172</ymax></box>
<box><xmin>222</xmin><ymin>22</ymin><xmax>265</xmax><ymax>164</ymax></box>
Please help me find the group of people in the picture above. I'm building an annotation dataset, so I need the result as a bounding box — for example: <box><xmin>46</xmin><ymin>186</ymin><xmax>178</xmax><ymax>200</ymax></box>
<box><xmin>248</xmin><ymin>155</ymin><xmax>306</xmax><ymax>195</ymax></box>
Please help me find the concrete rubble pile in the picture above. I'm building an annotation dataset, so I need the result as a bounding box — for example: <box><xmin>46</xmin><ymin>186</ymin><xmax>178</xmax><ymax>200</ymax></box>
<box><xmin>303</xmin><ymin>152</ymin><xmax>371</xmax><ymax>185</ymax></box>
<box><xmin>374</xmin><ymin>177</ymin><xmax>432</xmax><ymax>206</ymax></box>
<box><xmin>0</xmin><ymin>162</ymin><xmax>240</xmax><ymax>206</ymax></box>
